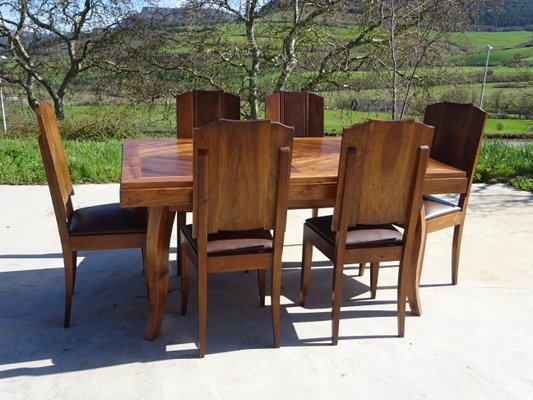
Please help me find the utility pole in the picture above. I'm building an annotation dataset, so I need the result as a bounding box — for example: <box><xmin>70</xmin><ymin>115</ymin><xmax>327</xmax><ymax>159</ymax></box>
<box><xmin>479</xmin><ymin>45</ymin><xmax>493</xmax><ymax>110</ymax></box>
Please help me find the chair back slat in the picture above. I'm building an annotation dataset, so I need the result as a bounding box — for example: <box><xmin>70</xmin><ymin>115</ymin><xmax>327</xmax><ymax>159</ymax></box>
<box><xmin>176</xmin><ymin>90</ymin><xmax>241</xmax><ymax>138</ymax></box>
<box><xmin>192</xmin><ymin>119</ymin><xmax>293</xmax><ymax>236</ymax></box>
<box><xmin>423</xmin><ymin>102</ymin><xmax>488</xmax><ymax>179</ymax></box>
<box><xmin>36</xmin><ymin>101</ymin><xmax>74</xmax><ymax>225</ymax></box>
<box><xmin>332</xmin><ymin>119</ymin><xmax>434</xmax><ymax>229</ymax></box>
<box><xmin>265</xmin><ymin>91</ymin><xmax>324</xmax><ymax>137</ymax></box>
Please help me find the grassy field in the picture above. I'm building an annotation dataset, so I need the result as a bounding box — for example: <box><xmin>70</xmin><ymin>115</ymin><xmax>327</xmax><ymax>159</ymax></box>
<box><xmin>0</xmin><ymin>136</ymin><xmax>123</xmax><ymax>184</ymax></box>
<box><xmin>4</xmin><ymin>102</ymin><xmax>530</xmax><ymax>137</ymax></box>
<box><xmin>460</xmin><ymin>31</ymin><xmax>533</xmax><ymax>49</ymax></box>
<box><xmin>1</xmin><ymin>26</ymin><xmax>530</xmax><ymax>139</ymax></box>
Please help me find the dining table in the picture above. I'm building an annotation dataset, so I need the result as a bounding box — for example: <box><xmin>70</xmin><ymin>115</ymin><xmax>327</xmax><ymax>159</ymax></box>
<box><xmin>120</xmin><ymin>137</ymin><xmax>469</xmax><ymax>340</ymax></box>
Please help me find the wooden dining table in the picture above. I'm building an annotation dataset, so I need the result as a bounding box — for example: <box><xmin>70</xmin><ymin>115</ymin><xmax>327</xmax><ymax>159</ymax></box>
<box><xmin>120</xmin><ymin>137</ymin><xmax>468</xmax><ymax>340</ymax></box>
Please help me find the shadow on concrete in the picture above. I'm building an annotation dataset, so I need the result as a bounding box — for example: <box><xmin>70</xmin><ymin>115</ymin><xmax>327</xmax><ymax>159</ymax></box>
<box><xmin>0</xmin><ymin>250</ymin><xmax>403</xmax><ymax>376</ymax></box>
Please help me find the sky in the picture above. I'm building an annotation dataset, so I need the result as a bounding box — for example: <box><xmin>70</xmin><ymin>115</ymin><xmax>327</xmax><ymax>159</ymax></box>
<box><xmin>154</xmin><ymin>0</ymin><xmax>186</xmax><ymax>7</ymax></box>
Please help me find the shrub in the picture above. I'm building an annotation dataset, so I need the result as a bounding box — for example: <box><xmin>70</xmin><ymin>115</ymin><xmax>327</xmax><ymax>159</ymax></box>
<box><xmin>57</xmin><ymin>114</ymin><xmax>141</xmax><ymax>141</ymax></box>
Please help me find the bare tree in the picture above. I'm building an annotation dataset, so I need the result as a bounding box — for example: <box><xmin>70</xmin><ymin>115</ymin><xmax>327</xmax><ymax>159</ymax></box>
<box><xmin>0</xmin><ymin>0</ymin><xmax>148</xmax><ymax>119</ymax></box>
<box><xmin>372</xmin><ymin>0</ymin><xmax>491</xmax><ymax>119</ymax></box>
<box><xmin>165</xmin><ymin>1</ymin><xmax>484</xmax><ymax>118</ymax></box>
<box><xmin>171</xmin><ymin>1</ymin><xmax>386</xmax><ymax>118</ymax></box>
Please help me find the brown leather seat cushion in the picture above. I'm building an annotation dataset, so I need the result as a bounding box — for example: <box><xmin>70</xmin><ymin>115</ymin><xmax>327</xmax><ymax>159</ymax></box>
<box><xmin>424</xmin><ymin>195</ymin><xmax>462</xmax><ymax>220</ymax></box>
<box><xmin>305</xmin><ymin>215</ymin><xmax>403</xmax><ymax>248</ymax></box>
<box><xmin>181</xmin><ymin>225</ymin><xmax>273</xmax><ymax>256</ymax></box>
<box><xmin>68</xmin><ymin>203</ymin><xmax>148</xmax><ymax>236</ymax></box>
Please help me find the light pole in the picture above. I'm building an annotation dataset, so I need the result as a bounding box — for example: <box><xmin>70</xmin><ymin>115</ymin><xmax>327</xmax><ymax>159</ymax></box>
<box><xmin>479</xmin><ymin>45</ymin><xmax>493</xmax><ymax>110</ymax></box>
<box><xmin>0</xmin><ymin>55</ymin><xmax>7</xmax><ymax>133</ymax></box>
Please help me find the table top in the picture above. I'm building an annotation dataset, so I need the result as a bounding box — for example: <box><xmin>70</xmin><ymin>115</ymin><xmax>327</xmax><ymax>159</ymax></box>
<box><xmin>120</xmin><ymin>137</ymin><xmax>468</xmax><ymax>209</ymax></box>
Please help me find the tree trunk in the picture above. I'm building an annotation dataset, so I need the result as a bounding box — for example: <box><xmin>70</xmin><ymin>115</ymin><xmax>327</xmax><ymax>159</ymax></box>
<box><xmin>389</xmin><ymin>0</ymin><xmax>398</xmax><ymax>120</ymax></box>
<box><xmin>245</xmin><ymin>7</ymin><xmax>260</xmax><ymax>120</ymax></box>
<box><xmin>52</xmin><ymin>97</ymin><xmax>65</xmax><ymax>120</ymax></box>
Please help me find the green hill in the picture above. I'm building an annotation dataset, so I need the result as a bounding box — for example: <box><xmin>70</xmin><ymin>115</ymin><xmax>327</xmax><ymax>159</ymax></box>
<box><xmin>475</xmin><ymin>0</ymin><xmax>533</xmax><ymax>29</ymax></box>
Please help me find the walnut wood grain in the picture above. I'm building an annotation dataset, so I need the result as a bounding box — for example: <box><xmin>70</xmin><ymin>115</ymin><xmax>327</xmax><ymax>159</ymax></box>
<box><xmin>422</xmin><ymin>102</ymin><xmax>488</xmax><ymax>285</ymax></box>
<box><xmin>176</xmin><ymin>90</ymin><xmax>241</xmax><ymax>138</ymax></box>
<box><xmin>179</xmin><ymin>119</ymin><xmax>293</xmax><ymax>357</ymax></box>
<box><xmin>36</xmin><ymin>100</ymin><xmax>147</xmax><ymax>329</ymax></box>
<box><xmin>121</xmin><ymin>137</ymin><xmax>467</xmax><ymax>209</ymax></box>
<box><xmin>265</xmin><ymin>91</ymin><xmax>324</xmax><ymax>137</ymax></box>
<box><xmin>120</xmin><ymin>136</ymin><xmax>468</xmax><ymax>341</ymax></box>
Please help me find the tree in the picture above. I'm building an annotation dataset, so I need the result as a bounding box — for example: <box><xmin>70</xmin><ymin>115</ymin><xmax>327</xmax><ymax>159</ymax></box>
<box><xmin>157</xmin><ymin>1</ymin><xmax>490</xmax><ymax>119</ymax></box>
<box><xmin>165</xmin><ymin>1</ymin><xmax>385</xmax><ymax>118</ymax></box>
<box><xmin>0</xmin><ymin>0</ymin><xmax>148</xmax><ymax>119</ymax></box>
<box><xmin>370</xmin><ymin>0</ymin><xmax>492</xmax><ymax>119</ymax></box>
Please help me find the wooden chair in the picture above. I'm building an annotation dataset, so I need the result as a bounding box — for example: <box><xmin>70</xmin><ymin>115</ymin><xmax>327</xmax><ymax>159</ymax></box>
<box><xmin>265</xmin><ymin>91</ymin><xmax>324</xmax><ymax>137</ymax></box>
<box><xmin>266</xmin><ymin>91</ymin><xmax>324</xmax><ymax>217</ymax></box>
<box><xmin>299</xmin><ymin>119</ymin><xmax>433</xmax><ymax>344</ymax></box>
<box><xmin>179</xmin><ymin>119</ymin><xmax>293</xmax><ymax>357</ymax></box>
<box><xmin>175</xmin><ymin>90</ymin><xmax>241</xmax><ymax>274</ymax></box>
<box><xmin>422</xmin><ymin>102</ymin><xmax>488</xmax><ymax>284</ymax></box>
<box><xmin>176</xmin><ymin>90</ymin><xmax>241</xmax><ymax>138</ymax></box>
<box><xmin>35</xmin><ymin>101</ymin><xmax>148</xmax><ymax>328</ymax></box>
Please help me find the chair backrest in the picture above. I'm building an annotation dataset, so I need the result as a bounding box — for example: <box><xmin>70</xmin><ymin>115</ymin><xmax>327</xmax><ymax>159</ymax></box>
<box><xmin>192</xmin><ymin>119</ymin><xmax>293</xmax><ymax>237</ymax></box>
<box><xmin>332</xmin><ymin>119</ymin><xmax>433</xmax><ymax>232</ymax></box>
<box><xmin>176</xmin><ymin>90</ymin><xmax>241</xmax><ymax>138</ymax></box>
<box><xmin>265</xmin><ymin>91</ymin><xmax>324</xmax><ymax>137</ymax></box>
<box><xmin>423</xmin><ymin>102</ymin><xmax>488</xmax><ymax>180</ymax></box>
<box><xmin>36</xmin><ymin>101</ymin><xmax>74</xmax><ymax>237</ymax></box>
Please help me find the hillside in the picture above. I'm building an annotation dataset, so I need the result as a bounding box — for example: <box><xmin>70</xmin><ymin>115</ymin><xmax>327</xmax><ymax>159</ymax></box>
<box><xmin>474</xmin><ymin>0</ymin><xmax>533</xmax><ymax>30</ymax></box>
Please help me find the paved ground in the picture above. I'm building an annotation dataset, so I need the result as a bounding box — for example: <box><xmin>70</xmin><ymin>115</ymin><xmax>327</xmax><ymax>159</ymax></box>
<box><xmin>0</xmin><ymin>183</ymin><xmax>532</xmax><ymax>399</ymax></box>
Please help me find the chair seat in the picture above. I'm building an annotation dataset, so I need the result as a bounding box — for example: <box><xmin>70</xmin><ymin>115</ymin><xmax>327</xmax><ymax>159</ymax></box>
<box><xmin>181</xmin><ymin>225</ymin><xmax>273</xmax><ymax>256</ymax></box>
<box><xmin>305</xmin><ymin>215</ymin><xmax>403</xmax><ymax>248</ymax></box>
<box><xmin>68</xmin><ymin>203</ymin><xmax>148</xmax><ymax>236</ymax></box>
<box><xmin>424</xmin><ymin>195</ymin><xmax>462</xmax><ymax>220</ymax></box>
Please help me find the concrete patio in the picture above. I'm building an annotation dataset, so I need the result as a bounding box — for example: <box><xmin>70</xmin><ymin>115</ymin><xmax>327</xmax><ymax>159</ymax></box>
<box><xmin>1</xmin><ymin>183</ymin><xmax>532</xmax><ymax>399</ymax></box>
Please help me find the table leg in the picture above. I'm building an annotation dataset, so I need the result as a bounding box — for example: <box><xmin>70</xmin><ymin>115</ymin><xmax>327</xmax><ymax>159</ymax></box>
<box><xmin>176</xmin><ymin>211</ymin><xmax>186</xmax><ymax>276</ymax></box>
<box><xmin>144</xmin><ymin>206</ymin><xmax>175</xmax><ymax>340</ymax></box>
<box><xmin>406</xmin><ymin>205</ymin><xmax>427</xmax><ymax>317</ymax></box>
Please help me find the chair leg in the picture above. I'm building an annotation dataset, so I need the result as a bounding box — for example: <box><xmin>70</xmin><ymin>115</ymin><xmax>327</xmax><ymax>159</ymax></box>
<box><xmin>271</xmin><ymin>263</ymin><xmax>281</xmax><ymax>348</ymax></box>
<box><xmin>180</xmin><ymin>247</ymin><xmax>189</xmax><ymax>315</ymax></box>
<box><xmin>370</xmin><ymin>262</ymin><xmax>379</xmax><ymax>299</ymax></box>
<box><xmin>71</xmin><ymin>251</ymin><xmax>77</xmax><ymax>294</ymax></box>
<box><xmin>299</xmin><ymin>235</ymin><xmax>313</xmax><ymax>306</ymax></box>
<box><xmin>451</xmin><ymin>223</ymin><xmax>464</xmax><ymax>285</ymax></box>
<box><xmin>175</xmin><ymin>212</ymin><xmax>186</xmax><ymax>276</ymax></box>
<box><xmin>141</xmin><ymin>247</ymin><xmax>150</xmax><ymax>299</ymax></box>
<box><xmin>358</xmin><ymin>262</ymin><xmax>366</xmax><ymax>277</ymax></box>
<box><xmin>397</xmin><ymin>261</ymin><xmax>407</xmax><ymax>338</ymax></box>
<box><xmin>63</xmin><ymin>251</ymin><xmax>77</xmax><ymax>328</ymax></box>
<box><xmin>331</xmin><ymin>259</ymin><xmax>344</xmax><ymax>345</ymax></box>
<box><xmin>257</xmin><ymin>269</ymin><xmax>266</xmax><ymax>307</ymax></box>
<box><xmin>311</xmin><ymin>208</ymin><xmax>319</xmax><ymax>218</ymax></box>
<box><xmin>197</xmin><ymin>262</ymin><xmax>207</xmax><ymax>358</ymax></box>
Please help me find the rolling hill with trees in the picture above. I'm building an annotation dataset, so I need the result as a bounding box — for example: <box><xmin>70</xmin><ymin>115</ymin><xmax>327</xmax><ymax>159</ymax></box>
<box><xmin>474</xmin><ymin>0</ymin><xmax>533</xmax><ymax>30</ymax></box>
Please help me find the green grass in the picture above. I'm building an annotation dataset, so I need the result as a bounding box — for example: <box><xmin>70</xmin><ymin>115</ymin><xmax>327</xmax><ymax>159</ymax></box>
<box><xmin>325</xmin><ymin>107</ymin><xmax>531</xmax><ymax>135</ymax></box>
<box><xmin>0</xmin><ymin>136</ymin><xmax>123</xmax><ymax>184</ymax></box>
<box><xmin>324</xmin><ymin>109</ymin><xmax>390</xmax><ymax>133</ymax></box>
<box><xmin>485</xmin><ymin>118</ymin><xmax>531</xmax><ymax>135</ymax></box>
<box><xmin>450</xmin><ymin>65</ymin><xmax>533</xmax><ymax>80</ymax></box>
<box><xmin>460</xmin><ymin>31</ymin><xmax>533</xmax><ymax>50</ymax></box>
<box><xmin>0</xmin><ymin>137</ymin><xmax>45</xmax><ymax>184</ymax></box>
<box><xmin>8</xmin><ymin>102</ymin><xmax>531</xmax><ymax>138</ymax></box>
<box><xmin>475</xmin><ymin>140</ymin><xmax>533</xmax><ymax>191</ymax></box>
<box><xmin>465</xmin><ymin>47</ymin><xmax>533</xmax><ymax>66</ymax></box>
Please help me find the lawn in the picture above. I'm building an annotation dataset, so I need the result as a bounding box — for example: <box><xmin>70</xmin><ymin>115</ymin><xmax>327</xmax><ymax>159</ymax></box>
<box><xmin>4</xmin><ymin>101</ymin><xmax>530</xmax><ymax>137</ymax></box>
<box><xmin>461</xmin><ymin>31</ymin><xmax>533</xmax><ymax>49</ymax></box>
